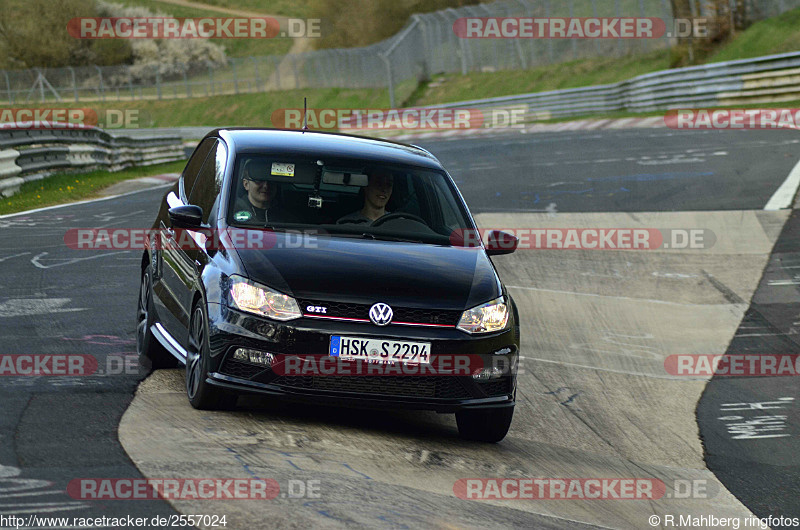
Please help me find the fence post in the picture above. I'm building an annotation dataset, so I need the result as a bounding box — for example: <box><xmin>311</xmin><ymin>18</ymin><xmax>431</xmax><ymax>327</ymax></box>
<box><xmin>232</xmin><ymin>59</ymin><xmax>239</xmax><ymax>94</ymax></box>
<box><xmin>91</xmin><ymin>66</ymin><xmax>103</xmax><ymax>102</ymax></box>
<box><xmin>688</xmin><ymin>0</ymin><xmax>698</xmax><ymax>63</ymax></box>
<box><xmin>476</xmin><ymin>4</ymin><xmax>498</xmax><ymax>71</ymax></box>
<box><xmin>209</xmin><ymin>65</ymin><xmax>214</xmax><ymax>96</ymax></box>
<box><xmin>379</xmin><ymin>52</ymin><xmax>395</xmax><ymax>108</ymax></box>
<box><xmin>638</xmin><ymin>0</ymin><xmax>649</xmax><ymax>54</ymax></box>
<box><xmin>545</xmin><ymin>0</ymin><xmax>557</xmax><ymax>62</ymax></box>
<box><xmin>3</xmin><ymin>71</ymin><xmax>12</xmax><ymax>105</ymax></box>
<box><xmin>508</xmin><ymin>3</ymin><xmax>526</xmax><ymax>69</ymax></box>
<box><xmin>456</xmin><ymin>19</ymin><xmax>468</xmax><ymax>73</ymax></box>
<box><xmin>432</xmin><ymin>12</ymin><xmax>446</xmax><ymax>74</ymax></box>
<box><xmin>68</xmin><ymin>67</ymin><xmax>78</xmax><ymax>102</ymax></box>
<box><xmin>293</xmin><ymin>55</ymin><xmax>300</xmax><ymax>89</ymax></box>
<box><xmin>183</xmin><ymin>67</ymin><xmax>190</xmax><ymax>98</ymax></box>
<box><xmin>568</xmin><ymin>0</ymin><xmax>577</xmax><ymax>59</ymax></box>
<box><xmin>589</xmin><ymin>0</ymin><xmax>600</xmax><ymax>58</ymax></box>
<box><xmin>273</xmin><ymin>56</ymin><xmax>281</xmax><ymax>90</ymax></box>
<box><xmin>615</xmin><ymin>0</ymin><xmax>623</xmax><ymax>56</ymax></box>
<box><xmin>361</xmin><ymin>54</ymin><xmax>369</xmax><ymax>89</ymax></box>
<box><xmin>155</xmin><ymin>67</ymin><xmax>161</xmax><ymax>100</ymax></box>
<box><xmin>411</xmin><ymin>15</ymin><xmax>432</xmax><ymax>77</ymax></box>
<box><xmin>251</xmin><ymin>56</ymin><xmax>260</xmax><ymax>92</ymax></box>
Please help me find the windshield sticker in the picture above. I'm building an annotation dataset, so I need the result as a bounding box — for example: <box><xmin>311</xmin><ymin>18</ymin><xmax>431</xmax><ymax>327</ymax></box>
<box><xmin>234</xmin><ymin>210</ymin><xmax>252</xmax><ymax>222</ymax></box>
<box><xmin>271</xmin><ymin>162</ymin><xmax>295</xmax><ymax>177</ymax></box>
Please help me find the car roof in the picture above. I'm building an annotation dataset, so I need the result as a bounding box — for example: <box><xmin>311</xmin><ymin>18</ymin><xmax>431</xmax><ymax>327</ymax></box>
<box><xmin>210</xmin><ymin>128</ymin><xmax>443</xmax><ymax>170</ymax></box>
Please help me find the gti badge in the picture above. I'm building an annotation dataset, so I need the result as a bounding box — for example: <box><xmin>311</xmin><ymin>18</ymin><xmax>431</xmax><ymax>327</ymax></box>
<box><xmin>369</xmin><ymin>303</ymin><xmax>393</xmax><ymax>326</ymax></box>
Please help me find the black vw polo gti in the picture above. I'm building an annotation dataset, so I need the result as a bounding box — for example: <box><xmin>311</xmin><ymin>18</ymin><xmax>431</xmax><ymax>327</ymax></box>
<box><xmin>137</xmin><ymin>128</ymin><xmax>520</xmax><ymax>442</ymax></box>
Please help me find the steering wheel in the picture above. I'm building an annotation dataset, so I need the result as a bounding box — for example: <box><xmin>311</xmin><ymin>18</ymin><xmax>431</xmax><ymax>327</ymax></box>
<box><xmin>371</xmin><ymin>212</ymin><xmax>428</xmax><ymax>227</ymax></box>
<box><xmin>336</xmin><ymin>217</ymin><xmax>370</xmax><ymax>225</ymax></box>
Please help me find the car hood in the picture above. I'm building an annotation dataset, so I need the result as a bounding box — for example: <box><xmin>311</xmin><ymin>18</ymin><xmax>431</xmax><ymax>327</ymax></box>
<box><xmin>231</xmin><ymin>232</ymin><xmax>500</xmax><ymax>310</ymax></box>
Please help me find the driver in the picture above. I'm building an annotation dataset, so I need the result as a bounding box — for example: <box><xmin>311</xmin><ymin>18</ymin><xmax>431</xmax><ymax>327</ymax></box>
<box><xmin>337</xmin><ymin>169</ymin><xmax>393</xmax><ymax>225</ymax></box>
<box><xmin>233</xmin><ymin>159</ymin><xmax>287</xmax><ymax>224</ymax></box>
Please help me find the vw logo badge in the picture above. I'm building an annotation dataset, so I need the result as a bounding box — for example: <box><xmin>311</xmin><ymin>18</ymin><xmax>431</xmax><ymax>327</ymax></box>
<box><xmin>369</xmin><ymin>303</ymin><xmax>393</xmax><ymax>326</ymax></box>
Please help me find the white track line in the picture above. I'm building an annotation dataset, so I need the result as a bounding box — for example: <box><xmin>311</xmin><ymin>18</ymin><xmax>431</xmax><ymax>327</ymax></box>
<box><xmin>507</xmin><ymin>285</ymin><xmax>740</xmax><ymax>307</ymax></box>
<box><xmin>765</xmin><ymin>157</ymin><xmax>800</xmax><ymax>210</ymax></box>
<box><xmin>518</xmin><ymin>356</ymin><xmax>706</xmax><ymax>381</ymax></box>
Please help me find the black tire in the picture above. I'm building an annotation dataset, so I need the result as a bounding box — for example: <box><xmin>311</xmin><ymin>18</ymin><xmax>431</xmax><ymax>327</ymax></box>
<box><xmin>456</xmin><ymin>406</ymin><xmax>514</xmax><ymax>443</ymax></box>
<box><xmin>137</xmin><ymin>265</ymin><xmax>178</xmax><ymax>369</ymax></box>
<box><xmin>186</xmin><ymin>303</ymin><xmax>238</xmax><ymax>410</ymax></box>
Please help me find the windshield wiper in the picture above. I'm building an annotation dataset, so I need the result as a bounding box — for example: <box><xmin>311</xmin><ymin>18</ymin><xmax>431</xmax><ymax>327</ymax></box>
<box><xmin>361</xmin><ymin>233</ymin><xmax>423</xmax><ymax>244</ymax></box>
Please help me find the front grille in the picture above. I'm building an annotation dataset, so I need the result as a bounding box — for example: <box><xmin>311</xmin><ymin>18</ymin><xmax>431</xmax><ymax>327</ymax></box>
<box><xmin>299</xmin><ymin>299</ymin><xmax>461</xmax><ymax>326</ymax></box>
<box><xmin>477</xmin><ymin>378</ymin><xmax>513</xmax><ymax>397</ymax></box>
<box><xmin>219</xmin><ymin>358</ymin><xmax>268</xmax><ymax>380</ymax></box>
<box><xmin>271</xmin><ymin>375</ymin><xmax>473</xmax><ymax>399</ymax></box>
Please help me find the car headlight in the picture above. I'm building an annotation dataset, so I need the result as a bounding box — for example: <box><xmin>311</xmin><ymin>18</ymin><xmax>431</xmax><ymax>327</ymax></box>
<box><xmin>228</xmin><ymin>276</ymin><xmax>301</xmax><ymax>321</ymax></box>
<box><xmin>457</xmin><ymin>297</ymin><xmax>509</xmax><ymax>334</ymax></box>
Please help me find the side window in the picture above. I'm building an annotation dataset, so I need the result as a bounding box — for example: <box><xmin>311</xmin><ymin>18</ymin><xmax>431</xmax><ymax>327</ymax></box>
<box><xmin>181</xmin><ymin>138</ymin><xmax>216</xmax><ymax>201</ymax></box>
<box><xmin>436</xmin><ymin>183</ymin><xmax>462</xmax><ymax>231</ymax></box>
<box><xmin>419</xmin><ymin>174</ymin><xmax>462</xmax><ymax>234</ymax></box>
<box><xmin>189</xmin><ymin>140</ymin><xmax>228</xmax><ymax>224</ymax></box>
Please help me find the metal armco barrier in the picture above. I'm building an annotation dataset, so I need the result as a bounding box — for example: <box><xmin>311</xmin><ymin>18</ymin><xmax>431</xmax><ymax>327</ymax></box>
<box><xmin>412</xmin><ymin>51</ymin><xmax>800</xmax><ymax>121</ymax></box>
<box><xmin>0</xmin><ymin>126</ymin><xmax>184</xmax><ymax>197</ymax></box>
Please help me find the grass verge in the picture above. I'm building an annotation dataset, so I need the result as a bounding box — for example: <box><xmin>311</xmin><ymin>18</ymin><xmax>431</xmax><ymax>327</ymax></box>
<box><xmin>25</xmin><ymin>83</ymin><xmax>417</xmax><ymax>128</ymax></box>
<box><xmin>410</xmin><ymin>50</ymin><xmax>673</xmax><ymax>107</ymax></box>
<box><xmin>0</xmin><ymin>160</ymin><xmax>186</xmax><ymax>216</ymax></box>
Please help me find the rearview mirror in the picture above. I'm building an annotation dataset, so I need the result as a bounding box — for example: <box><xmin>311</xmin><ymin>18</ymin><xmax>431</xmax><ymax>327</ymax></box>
<box><xmin>169</xmin><ymin>205</ymin><xmax>203</xmax><ymax>230</ymax></box>
<box><xmin>322</xmin><ymin>170</ymin><xmax>369</xmax><ymax>187</ymax></box>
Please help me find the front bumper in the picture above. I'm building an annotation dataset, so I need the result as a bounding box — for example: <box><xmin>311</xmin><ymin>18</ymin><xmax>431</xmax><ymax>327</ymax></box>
<box><xmin>205</xmin><ymin>303</ymin><xmax>518</xmax><ymax>413</ymax></box>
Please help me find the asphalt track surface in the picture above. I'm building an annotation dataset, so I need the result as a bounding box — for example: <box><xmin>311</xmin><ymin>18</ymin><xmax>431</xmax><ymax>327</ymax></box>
<box><xmin>697</xmin><ymin>209</ymin><xmax>800</xmax><ymax>524</ymax></box>
<box><xmin>1</xmin><ymin>126</ymin><xmax>798</xmax><ymax>529</ymax></box>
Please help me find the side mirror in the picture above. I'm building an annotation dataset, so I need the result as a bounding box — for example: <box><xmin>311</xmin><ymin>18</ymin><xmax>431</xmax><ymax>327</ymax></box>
<box><xmin>485</xmin><ymin>230</ymin><xmax>518</xmax><ymax>256</ymax></box>
<box><xmin>169</xmin><ymin>205</ymin><xmax>203</xmax><ymax>230</ymax></box>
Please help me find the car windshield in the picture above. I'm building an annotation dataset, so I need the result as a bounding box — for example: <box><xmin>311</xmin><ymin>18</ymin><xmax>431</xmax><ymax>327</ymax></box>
<box><xmin>226</xmin><ymin>154</ymin><xmax>473</xmax><ymax>245</ymax></box>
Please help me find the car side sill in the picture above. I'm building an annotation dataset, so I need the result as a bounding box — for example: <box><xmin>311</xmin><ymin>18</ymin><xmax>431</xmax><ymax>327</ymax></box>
<box><xmin>152</xmin><ymin>323</ymin><xmax>188</xmax><ymax>363</ymax></box>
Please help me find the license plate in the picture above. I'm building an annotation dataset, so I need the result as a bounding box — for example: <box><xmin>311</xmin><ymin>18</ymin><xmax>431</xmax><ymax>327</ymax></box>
<box><xmin>330</xmin><ymin>336</ymin><xmax>431</xmax><ymax>365</ymax></box>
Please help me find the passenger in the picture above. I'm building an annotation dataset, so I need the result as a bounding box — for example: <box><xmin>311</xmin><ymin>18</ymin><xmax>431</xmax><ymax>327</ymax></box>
<box><xmin>337</xmin><ymin>169</ymin><xmax>394</xmax><ymax>224</ymax></box>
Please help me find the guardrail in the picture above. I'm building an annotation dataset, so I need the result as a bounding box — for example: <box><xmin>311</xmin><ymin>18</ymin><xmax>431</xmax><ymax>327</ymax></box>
<box><xmin>409</xmin><ymin>51</ymin><xmax>800</xmax><ymax>122</ymax></box>
<box><xmin>0</xmin><ymin>126</ymin><xmax>185</xmax><ymax>197</ymax></box>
